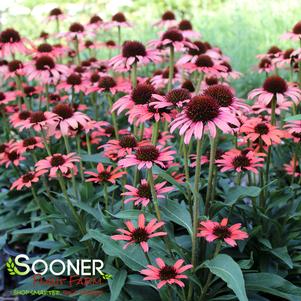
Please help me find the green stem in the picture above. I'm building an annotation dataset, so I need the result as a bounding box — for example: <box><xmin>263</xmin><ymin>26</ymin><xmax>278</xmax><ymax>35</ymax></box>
<box><xmin>151</xmin><ymin>122</ymin><xmax>159</xmax><ymax>145</ymax></box>
<box><xmin>148</xmin><ymin>168</ymin><xmax>161</xmax><ymax>220</ymax></box>
<box><xmin>131</xmin><ymin>62</ymin><xmax>137</xmax><ymax>88</ymax></box>
<box><xmin>188</xmin><ymin>138</ymin><xmax>203</xmax><ymax>301</ymax></box>
<box><xmin>195</xmin><ymin>72</ymin><xmax>204</xmax><ymax>94</ymax></box>
<box><xmin>199</xmin><ymin>241</ymin><xmax>222</xmax><ymax>301</ymax></box>
<box><xmin>205</xmin><ymin>134</ymin><xmax>219</xmax><ymax>216</ymax></box>
<box><xmin>107</xmin><ymin>93</ymin><xmax>119</xmax><ymax>139</ymax></box>
<box><xmin>57</xmin><ymin>175</ymin><xmax>93</xmax><ymax>256</ymax></box>
<box><xmin>117</xmin><ymin>25</ymin><xmax>121</xmax><ymax>46</ymax></box>
<box><xmin>167</xmin><ymin>46</ymin><xmax>174</xmax><ymax>92</ymax></box>
<box><xmin>103</xmin><ymin>184</ymin><xmax>109</xmax><ymax>215</ymax></box>
<box><xmin>41</xmin><ymin>129</ymin><xmax>52</xmax><ymax>156</ymax></box>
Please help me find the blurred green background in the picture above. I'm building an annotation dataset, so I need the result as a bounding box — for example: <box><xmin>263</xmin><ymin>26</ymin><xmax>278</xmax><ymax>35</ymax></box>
<box><xmin>1</xmin><ymin>0</ymin><xmax>300</xmax><ymax>95</ymax></box>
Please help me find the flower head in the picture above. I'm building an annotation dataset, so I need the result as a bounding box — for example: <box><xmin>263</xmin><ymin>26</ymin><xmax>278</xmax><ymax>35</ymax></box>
<box><xmin>35</xmin><ymin>153</ymin><xmax>79</xmax><ymax>178</ymax></box>
<box><xmin>216</xmin><ymin>149</ymin><xmax>265</xmax><ymax>174</ymax></box>
<box><xmin>84</xmin><ymin>162</ymin><xmax>126</xmax><ymax>184</ymax></box>
<box><xmin>10</xmin><ymin>170</ymin><xmax>44</xmax><ymax>190</ymax></box>
<box><xmin>284</xmin><ymin>159</ymin><xmax>300</xmax><ymax>178</ymax></box>
<box><xmin>110</xmin><ymin>41</ymin><xmax>161</xmax><ymax>71</ymax></box>
<box><xmin>140</xmin><ymin>258</ymin><xmax>192</xmax><ymax>288</ymax></box>
<box><xmin>170</xmin><ymin>95</ymin><xmax>239</xmax><ymax>144</ymax></box>
<box><xmin>122</xmin><ymin>179</ymin><xmax>174</xmax><ymax>207</ymax></box>
<box><xmin>52</xmin><ymin>103</ymin><xmax>91</xmax><ymax>136</ymax></box>
<box><xmin>119</xmin><ymin>144</ymin><xmax>175</xmax><ymax>170</ymax></box>
<box><xmin>111</xmin><ymin>214</ymin><xmax>167</xmax><ymax>252</ymax></box>
<box><xmin>198</xmin><ymin>218</ymin><xmax>248</xmax><ymax>247</ymax></box>
<box><xmin>240</xmin><ymin>117</ymin><xmax>285</xmax><ymax>146</ymax></box>
<box><xmin>248</xmin><ymin>75</ymin><xmax>301</xmax><ymax>105</ymax></box>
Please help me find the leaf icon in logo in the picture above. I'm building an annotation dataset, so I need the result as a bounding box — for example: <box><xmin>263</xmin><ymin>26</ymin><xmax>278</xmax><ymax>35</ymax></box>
<box><xmin>6</xmin><ymin>257</ymin><xmax>24</xmax><ymax>276</ymax></box>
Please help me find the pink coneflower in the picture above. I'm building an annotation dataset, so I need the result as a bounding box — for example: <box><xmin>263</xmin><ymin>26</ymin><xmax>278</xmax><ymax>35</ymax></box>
<box><xmin>48</xmin><ymin>8</ymin><xmax>65</xmax><ymax>22</ymax></box>
<box><xmin>119</xmin><ymin>144</ymin><xmax>176</xmax><ymax>170</ymax></box>
<box><xmin>150</xmin><ymin>67</ymin><xmax>182</xmax><ymax>89</ymax></box>
<box><xmin>284</xmin><ymin>159</ymin><xmax>300</xmax><ymax>177</ymax></box>
<box><xmin>128</xmin><ymin>103</ymin><xmax>173</xmax><ymax>126</ymax></box>
<box><xmin>257</xmin><ymin>46</ymin><xmax>282</xmax><ymax>60</ymax></box>
<box><xmin>17</xmin><ymin>111</ymin><xmax>59</xmax><ymax>132</ymax></box>
<box><xmin>248</xmin><ymin>75</ymin><xmax>301</xmax><ymax>105</ymax></box>
<box><xmin>57</xmin><ymin>72</ymin><xmax>88</xmax><ymax>94</ymax></box>
<box><xmin>257</xmin><ymin>58</ymin><xmax>274</xmax><ymax>74</ymax></box>
<box><xmin>24</xmin><ymin>55</ymin><xmax>69</xmax><ymax>84</ymax></box>
<box><xmin>102</xmin><ymin>135</ymin><xmax>148</xmax><ymax>159</ymax></box>
<box><xmin>149</xmin><ymin>29</ymin><xmax>196</xmax><ymax>51</ymax></box>
<box><xmin>170</xmin><ymin>95</ymin><xmax>239</xmax><ymax>144</ymax></box>
<box><xmin>35</xmin><ymin>153</ymin><xmax>79</xmax><ymax>178</ymax></box>
<box><xmin>86</xmin><ymin>15</ymin><xmax>105</xmax><ymax>31</ymax></box>
<box><xmin>0</xmin><ymin>28</ymin><xmax>28</xmax><ymax>56</ymax></box>
<box><xmin>154</xmin><ymin>10</ymin><xmax>177</xmax><ymax>28</ymax></box>
<box><xmin>103</xmin><ymin>40</ymin><xmax>118</xmax><ymax>50</ymax></box>
<box><xmin>109</xmin><ymin>12</ymin><xmax>131</xmax><ymax>28</ymax></box>
<box><xmin>10</xmin><ymin>170</ymin><xmax>44</xmax><ymax>191</ymax></box>
<box><xmin>84</xmin><ymin>162</ymin><xmax>126</xmax><ymax>184</ymax></box>
<box><xmin>9</xmin><ymin>110</ymin><xmax>31</xmax><ymax>129</ymax></box>
<box><xmin>63</xmin><ymin>22</ymin><xmax>88</xmax><ymax>40</ymax></box>
<box><xmin>203</xmin><ymin>84</ymin><xmax>248</xmax><ymax>111</ymax></box>
<box><xmin>122</xmin><ymin>179</ymin><xmax>174</xmax><ymax>207</ymax></box>
<box><xmin>31</xmin><ymin>42</ymin><xmax>61</xmax><ymax>58</ymax></box>
<box><xmin>197</xmin><ymin>218</ymin><xmax>248</xmax><ymax>247</ymax></box>
<box><xmin>177</xmin><ymin>40</ymin><xmax>208</xmax><ymax>65</ymax></box>
<box><xmin>112</xmin><ymin>214</ymin><xmax>166</xmax><ymax>252</ymax></box>
<box><xmin>96</xmin><ymin>76</ymin><xmax>131</xmax><ymax>95</ymax></box>
<box><xmin>216</xmin><ymin>149</ymin><xmax>265</xmax><ymax>174</ymax></box>
<box><xmin>182</xmin><ymin>54</ymin><xmax>226</xmax><ymax>76</ymax></box>
<box><xmin>140</xmin><ymin>258</ymin><xmax>192</xmax><ymax>288</ymax></box>
<box><xmin>0</xmin><ymin>149</ymin><xmax>26</xmax><ymax>168</ymax></box>
<box><xmin>178</xmin><ymin>19</ymin><xmax>201</xmax><ymax>39</ymax></box>
<box><xmin>219</xmin><ymin>61</ymin><xmax>242</xmax><ymax>79</ymax></box>
<box><xmin>252</xmin><ymin>98</ymin><xmax>292</xmax><ymax>116</ymax></box>
<box><xmin>110</xmin><ymin>41</ymin><xmax>161</xmax><ymax>71</ymax></box>
<box><xmin>281</xmin><ymin>21</ymin><xmax>301</xmax><ymax>41</ymax></box>
<box><xmin>52</xmin><ymin>104</ymin><xmax>90</xmax><ymax>136</ymax></box>
<box><xmin>240</xmin><ymin>118</ymin><xmax>286</xmax><ymax>146</ymax></box>
<box><xmin>22</xmin><ymin>85</ymin><xmax>43</xmax><ymax>99</ymax></box>
<box><xmin>284</xmin><ymin>120</ymin><xmax>301</xmax><ymax>142</ymax></box>
<box><xmin>151</xmin><ymin>88</ymin><xmax>191</xmax><ymax>109</ymax></box>
<box><xmin>12</xmin><ymin>137</ymin><xmax>44</xmax><ymax>154</ymax></box>
<box><xmin>274</xmin><ymin>48</ymin><xmax>295</xmax><ymax>68</ymax></box>
<box><xmin>0</xmin><ymin>91</ymin><xmax>17</xmax><ymax>105</ymax></box>
<box><xmin>4</xmin><ymin>60</ymin><xmax>26</xmax><ymax>79</ymax></box>
<box><xmin>112</xmin><ymin>83</ymin><xmax>156</xmax><ymax>115</ymax></box>
<box><xmin>181</xmin><ymin>79</ymin><xmax>195</xmax><ymax>92</ymax></box>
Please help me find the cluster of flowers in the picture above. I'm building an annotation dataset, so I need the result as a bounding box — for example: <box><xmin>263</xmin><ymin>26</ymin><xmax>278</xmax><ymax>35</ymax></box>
<box><xmin>1</xmin><ymin>7</ymin><xmax>301</xmax><ymax>295</ymax></box>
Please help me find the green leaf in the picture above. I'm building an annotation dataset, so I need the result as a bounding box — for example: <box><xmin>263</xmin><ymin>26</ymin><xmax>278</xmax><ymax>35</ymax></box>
<box><xmin>225</xmin><ymin>186</ymin><xmax>261</xmax><ymax>205</ymax></box>
<box><xmin>12</xmin><ymin>225</ymin><xmax>53</xmax><ymax>235</ymax></box>
<box><xmin>109</xmin><ymin>269</ymin><xmax>127</xmax><ymax>301</ymax></box>
<box><xmin>284</xmin><ymin>114</ymin><xmax>301</xmax><ymax>121</ymax></box>
<box><xmin>81</xmin><ymin>153</ymin><xmax>111</xmax><ymax>163</ymax></box>
<box><xmin>238</xmin><ymin>252</ymin><xmax>254</xmax><ymax>269</ymax></box>
<box><xmin>84</xmin><ymin>230</ymin><xmax>147</xmax><ymax>271</ymax></box>
<box><xmin>203</xmin><ymin>254</ymin><xmax>248</xmax><ymax>301</ymax></box>
<box><xmin>74</xmin><ymin>201</ymin><xmax>103</xmax><ymax>221</ymax></box>
<box><xmin>270</xmin><ymin>247</ymin><xmax>293</xmax><ymax>269</ymax></box>
<box><xmin>245</xmin><ymin>273</ymin><xmax>301</xmax><ymax>300</ymax></box>
<box><xmin>153</xmin><ymin>166</ymin><xmax>187</xmax><ymax>195</ymax></box>
<box><xmin>161</xmin><ymin>201</ymin><xmax>192</xmax><ymax>236</ymax></box>
<box><xmin>109</xmin><ymin>210</ymin><xmax>155</xmax><ymax>220</ymax></box>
